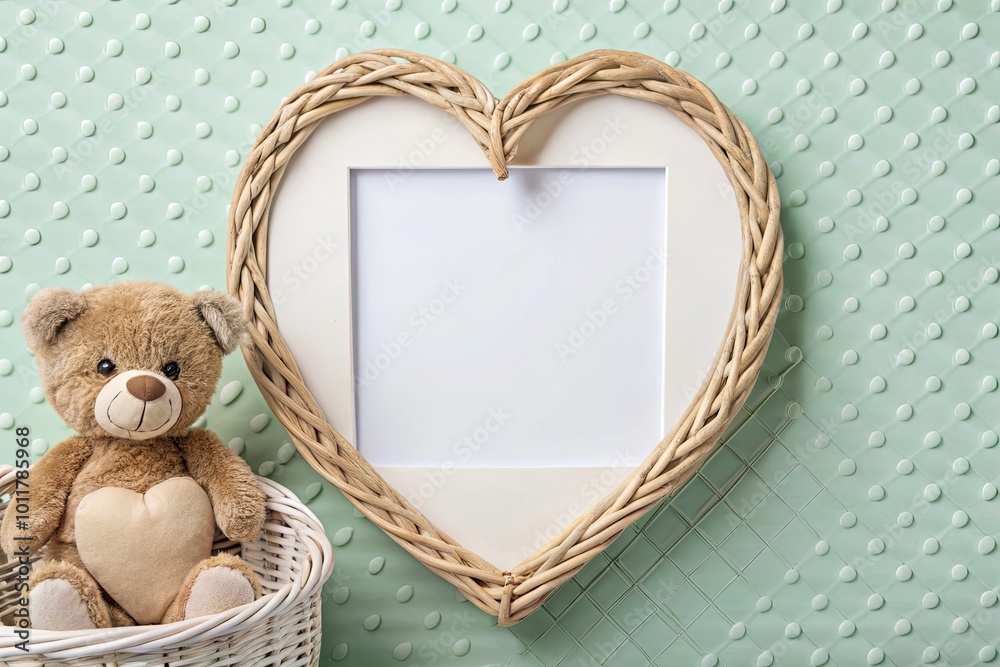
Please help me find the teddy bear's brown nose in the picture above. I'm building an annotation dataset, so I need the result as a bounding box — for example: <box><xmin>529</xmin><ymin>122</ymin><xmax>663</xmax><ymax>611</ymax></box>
<box><xmin>125</xmin><ymin>374</ymin><xmax>167</xmax><ymax>402</ymax></box>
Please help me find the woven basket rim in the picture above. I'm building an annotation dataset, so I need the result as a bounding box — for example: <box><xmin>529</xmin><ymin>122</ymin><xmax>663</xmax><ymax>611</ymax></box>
<box><xmin>227</xmin><ymin>48</ymin><xmax>782</xmax><ymax>625</ymax></box>
<box><xmin>0</xmin><ymin>465</ymin><xmax>333</xmax><ymax>660</ymax></box>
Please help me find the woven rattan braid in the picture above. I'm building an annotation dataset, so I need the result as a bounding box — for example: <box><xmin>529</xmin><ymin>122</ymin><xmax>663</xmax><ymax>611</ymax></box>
<box><xmin>227</xmin><ymin>48</ymin><xmax>782</xmax><ymax>625</ymax></box>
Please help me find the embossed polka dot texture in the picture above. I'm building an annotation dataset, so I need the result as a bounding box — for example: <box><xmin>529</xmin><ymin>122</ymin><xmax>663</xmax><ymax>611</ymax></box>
<box><xmin>1</xmin><ymin>2</ymin><xmax>998</xmax><ymax>665</ymax></box>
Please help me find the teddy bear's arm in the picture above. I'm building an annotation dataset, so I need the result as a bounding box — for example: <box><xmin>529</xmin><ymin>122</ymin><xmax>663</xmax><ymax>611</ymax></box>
<box><xmin>0</xmin><ymin>436</ymin><xmax>93</xmax><ymax>557</ymax></box>
<box><xmin>177</xmin><ymin>428</ymin><xmax>266</xmax><ymax>542</ymax></box>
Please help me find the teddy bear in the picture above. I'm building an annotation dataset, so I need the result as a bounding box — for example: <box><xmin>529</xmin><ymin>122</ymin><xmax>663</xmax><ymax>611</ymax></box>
<box><xmin>0</xmin><ymin>280</ymin><xmax>267</xmax><ymax>629</ymax></box>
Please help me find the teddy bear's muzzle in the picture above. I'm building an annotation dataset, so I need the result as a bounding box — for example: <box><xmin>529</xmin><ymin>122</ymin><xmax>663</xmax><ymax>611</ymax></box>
<box><xmin>94</xmin><ymin>369</ymin><xmax>183</xmax><ymax>440</ymax></box>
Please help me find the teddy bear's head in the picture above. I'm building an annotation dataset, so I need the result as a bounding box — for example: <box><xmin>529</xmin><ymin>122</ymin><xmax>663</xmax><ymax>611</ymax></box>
<box><xmin>22</xmin><ymin>281</ymin><xmax>247</xmax><ymax>440</ymax></box>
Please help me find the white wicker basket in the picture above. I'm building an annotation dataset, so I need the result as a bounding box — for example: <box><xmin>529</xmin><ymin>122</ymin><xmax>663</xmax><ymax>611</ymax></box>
<box><xmin>0</xmin><ymin>464</ymin><xmax>334</xmax><ymax>665</ymax></box>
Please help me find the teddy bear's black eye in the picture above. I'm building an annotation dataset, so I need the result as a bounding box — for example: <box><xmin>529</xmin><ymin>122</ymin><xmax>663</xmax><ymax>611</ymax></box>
<box><xmin>162</xmin><ymin>361</ymin><xmax>180</xmax><ymax>381</ymax></box>
<box><xmin>97</xmin><ymin>359</ymin><xmax>116</xmax><ymax>377</ymax></box>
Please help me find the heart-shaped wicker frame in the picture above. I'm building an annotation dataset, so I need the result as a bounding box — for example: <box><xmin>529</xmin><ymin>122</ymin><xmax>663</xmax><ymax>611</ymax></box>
<box><xmin>227</xmin><ymin>49</ymin><xmax>782</xmax><ymax>625</ymax></box>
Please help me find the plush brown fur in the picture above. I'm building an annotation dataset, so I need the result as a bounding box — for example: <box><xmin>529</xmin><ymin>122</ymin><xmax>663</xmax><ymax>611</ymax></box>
<box><xmin>21</xmin><ymin>281</ymin><xmax>239</xmax><ymax>439</ymax></box>
<box><xmin>0</xmin><ymin>281</ymin><xmax>266</xmax><ymax>627</ymax></box>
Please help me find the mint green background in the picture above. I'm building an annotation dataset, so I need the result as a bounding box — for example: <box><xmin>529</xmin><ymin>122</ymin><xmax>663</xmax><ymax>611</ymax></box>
<box><xmin>2</xmin><ymin>1</ymin><xmax>999</xmax><ymax>665</ymax></box>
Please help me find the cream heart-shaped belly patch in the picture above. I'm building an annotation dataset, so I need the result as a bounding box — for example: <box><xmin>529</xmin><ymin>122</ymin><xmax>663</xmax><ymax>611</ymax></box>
<box><xmin>75</xmin><ymin>477</ymin><xmax>216</xmax><ymax>624</ymax></box>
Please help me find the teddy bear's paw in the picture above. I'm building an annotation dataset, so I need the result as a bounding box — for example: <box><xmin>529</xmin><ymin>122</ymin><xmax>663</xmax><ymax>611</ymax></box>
<box><xmin>31</xmin><ymin>578</ymin><xmax>100</xmax><ymax>631</ymax></box>
<box><xmin>216</xmin><ymin>487</ymin><xmax>267</xmax><ymax>542</ymax></box>
<box><xmin>184</xmin><ymin>567</ymin><xmax>255</xmax><ymax>619</ymax></box>
<box><xmin>28</xmin><ymin>559</ymin><xmax>114</xmax><ymax>629</ymax></box>
<box><xmin>183</xmin><ymin>555</ymin><xmax>261</xmax><ymax>620</ymax></box>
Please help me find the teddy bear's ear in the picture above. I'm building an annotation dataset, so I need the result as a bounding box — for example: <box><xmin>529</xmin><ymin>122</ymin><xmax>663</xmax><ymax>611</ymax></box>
<box><xmin>21</xmin><ymin>287</ymin><xmax>88</xmax><ymax>350</ymax></box>
<box><xmin>190</xmin><ymin>291</ymin><xmax>248</xmax><ymax>354</ymax></box>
